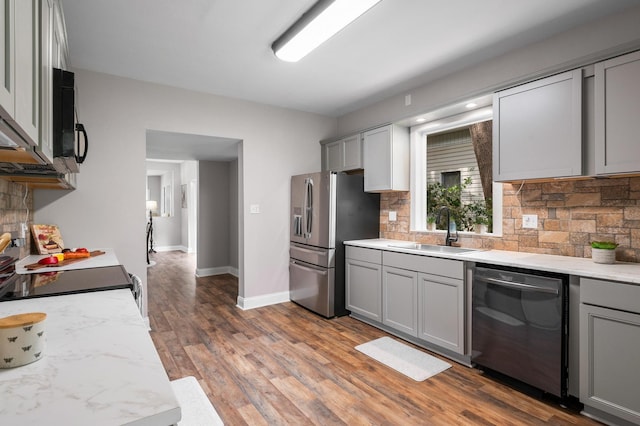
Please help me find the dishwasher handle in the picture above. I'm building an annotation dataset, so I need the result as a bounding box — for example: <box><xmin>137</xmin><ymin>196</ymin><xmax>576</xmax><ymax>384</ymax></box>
<box><xmin>476</xmin><ymin>276</ymin><xmax>559</xmax><ymax>295</ymax></box>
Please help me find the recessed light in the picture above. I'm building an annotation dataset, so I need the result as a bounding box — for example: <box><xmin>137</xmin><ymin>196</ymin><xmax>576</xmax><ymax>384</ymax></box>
<box><xmin>465</xmin><ymin>102</ymin><xmax>477</xmax><ymax>109</ymax></box>
<box><xmin>415</xmin><ymin>118</ymin><xmax>426</xmax><ymax>123</ymax></box>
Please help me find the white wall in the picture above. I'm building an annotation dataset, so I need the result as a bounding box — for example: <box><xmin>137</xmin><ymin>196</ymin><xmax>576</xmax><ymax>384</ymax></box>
<box><xmin>34</xmin><ymin>69</ymin><xmax>336</xmax><ymax>313</ymax></box>
<box><xmin>338</xmin><ymin>4</ymin><xmax>640</xmax><ymax>135</ymax></box>
<box><xmin>180</xmin><ymin>161</ymin><xmax>198</xmax><ymax>252</ymax></box>
<box><xmin>146</xmin><ymin>160</ymin><xmax>182</xmax><ymax>250</ymax></box>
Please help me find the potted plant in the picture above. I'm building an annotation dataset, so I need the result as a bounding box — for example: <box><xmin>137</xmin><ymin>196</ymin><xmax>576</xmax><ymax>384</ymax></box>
<box><xmin>590</xmin><ymin>241</ymin><xmax>618</xmax><ymax>264</ymax></box>
<box><xmin>473</xmin><ymin>217</ymin><xmax>489</xmax><ymax>234</ymax></box>
<box><xmin>468</xmin><ymin>199</ymin><xmax>491</xmax><ymax>234</ymax></box>
<box><xmin>426</xmin><ymin>215</ymin><xmax>436</xmax><ymax>231</ymax></box>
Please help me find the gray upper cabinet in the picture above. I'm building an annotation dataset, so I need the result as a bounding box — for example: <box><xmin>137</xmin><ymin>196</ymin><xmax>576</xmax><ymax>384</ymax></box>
<box><xmin>493</xmin><ymin>69</ymin><xmax>582</xmax><ymax>181</ymax></box>
<box><xmin>14</xmin><ymin>0</ymin><xmax>40</xmax><ymax>146</ymax></box>
<box><xmin>594</xmin><ymin>50</ymin><xmax>640</xmax><ymax>175</ymax></box>
<box><xmin>0</xmin><ymin>0</ymin><xmax>15</xmax><ymax>121</ymax></box>
<box><xmin>363</xmin><ymin>124</ymin><xmax>409</xmax><ymax>192</ymax></box>
<box><xmin>322</xmin><ymin>133</ymin><xmax>362</xmax><ymax>172</ymax></box>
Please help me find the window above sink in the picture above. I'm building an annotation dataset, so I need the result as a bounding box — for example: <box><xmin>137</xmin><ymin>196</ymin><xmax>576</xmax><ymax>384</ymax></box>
<box><xmin>409</xmin><ymin>100</ymin><xmax>503</xmax><ymax>236</ymax></box>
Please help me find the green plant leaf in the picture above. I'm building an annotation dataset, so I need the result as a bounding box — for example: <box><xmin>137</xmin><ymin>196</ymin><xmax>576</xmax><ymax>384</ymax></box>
<box><xmin>590</xmin><ymin>241</ymin><xmax>618</xmax><ymax>249</ymax></box>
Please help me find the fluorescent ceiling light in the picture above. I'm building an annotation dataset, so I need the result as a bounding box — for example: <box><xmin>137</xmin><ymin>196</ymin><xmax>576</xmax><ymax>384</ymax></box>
<box><xmin>272</xmin><ymin>0</ymin><xmax>382</xmax><ymax>62</ymax></box>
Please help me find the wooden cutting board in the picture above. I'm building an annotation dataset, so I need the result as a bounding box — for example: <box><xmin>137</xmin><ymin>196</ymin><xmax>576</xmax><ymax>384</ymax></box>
<box><xmin>24</xmin><ymin>250</ymin><xmax>106</xmax><ymax>271</ymax></box>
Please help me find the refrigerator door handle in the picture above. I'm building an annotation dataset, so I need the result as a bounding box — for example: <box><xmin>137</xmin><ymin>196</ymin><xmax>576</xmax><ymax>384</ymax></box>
<box><xmin>290</xmin><ymin>260</ymin><xmax>328</xmax><ymax>276</ymax></box>
<box><xmin>304</xmin><ymin>178</ymin><xmax>313</xmax><ymax>238</ymax></box>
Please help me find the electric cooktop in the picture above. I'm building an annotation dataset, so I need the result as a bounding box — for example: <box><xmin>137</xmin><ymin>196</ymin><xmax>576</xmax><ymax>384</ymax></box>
<box><xmin>0</xmin><ymin>265</ymin><xmax>133</xmax><ymax>302</ymax></box>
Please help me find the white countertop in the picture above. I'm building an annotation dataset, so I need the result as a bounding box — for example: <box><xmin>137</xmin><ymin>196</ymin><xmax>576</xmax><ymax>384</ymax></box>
<box><xmin>345</xmin><ymin>238</ymin><xmax>640</xmax><ymax>285</ymax></box>
<box><xmin>0</xmin><ymin>289</ymin><xmax>181</xmax><ymax>426</ymax></box>
<box><xmin>15</xmin><ymin>249</ymin><xmax>120</xmax><ymax>274</ymax></box>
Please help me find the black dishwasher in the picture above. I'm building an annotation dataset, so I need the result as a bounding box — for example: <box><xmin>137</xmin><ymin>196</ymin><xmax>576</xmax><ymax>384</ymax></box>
<box><xmin>472</xmin><ymin>263</ymin><xmax>569</xmax><ymax>399</ymax></box>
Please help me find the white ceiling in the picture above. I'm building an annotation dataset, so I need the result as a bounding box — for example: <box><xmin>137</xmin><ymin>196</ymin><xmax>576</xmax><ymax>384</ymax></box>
<box><xmin>60</xmin><ymin>0</ymin><xmax>638</xmax><ymax>160</ymax></box>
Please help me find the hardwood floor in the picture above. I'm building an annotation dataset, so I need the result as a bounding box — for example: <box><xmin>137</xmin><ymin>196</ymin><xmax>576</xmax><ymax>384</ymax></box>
<box><xmin>147</xmin><ymin>251</ymin><xmax>599</xmax><ymax>425</ymax></box>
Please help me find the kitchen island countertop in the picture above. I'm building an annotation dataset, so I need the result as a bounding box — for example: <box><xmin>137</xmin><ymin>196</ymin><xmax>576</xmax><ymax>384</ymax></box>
<box><xmin>345</xmin><ymin>238</ymin><xmax>640</xmax><ymax>285</ymax></box>
<box><xmin>0</xmin><ymin>289</ymin><xmax>180</xmax><ymax>426</ymax></box>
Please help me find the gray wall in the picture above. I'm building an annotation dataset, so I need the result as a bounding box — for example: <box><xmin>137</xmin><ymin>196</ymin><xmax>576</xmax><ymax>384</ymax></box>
<box><xmin>337</xmin><ymin>5</ymin><xmax>640</xmax><ymax>135</ymax></box>
<box><xmin>197</xmin><ymin>161</ymin><xmax>230</xmax><ymax>271</ymax></box>
<box><xmin>229</xmin><ymin>159</ymin><xmax>239</xmax><ymax>271</ymax></box>
<box><xmin>34</xmin><ymin>69</ymin><xmax>336</xmax><ymax>313</ymax></box>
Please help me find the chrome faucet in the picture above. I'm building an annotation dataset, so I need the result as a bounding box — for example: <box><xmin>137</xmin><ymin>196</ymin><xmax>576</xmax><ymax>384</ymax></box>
<box><xmin>437</xmin><ymin>206</ymin><xmax>459</xmax><ymax>246</ymax></box>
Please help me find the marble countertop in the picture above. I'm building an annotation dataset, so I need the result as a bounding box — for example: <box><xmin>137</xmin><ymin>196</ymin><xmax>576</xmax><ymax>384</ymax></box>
<box><xmin>345</xmin><ymin>238</ymin><xmax>640</xmax><ymax>285</ymax></box>
<box><xmin>15</xmin><ymin>249</ymin><xmax>120</xmax><ymax>274</ymax></box>
<box><xmin>0</xmin><ymin>289</ymin><xmax>180</xmax><ymax>426</ymax></box>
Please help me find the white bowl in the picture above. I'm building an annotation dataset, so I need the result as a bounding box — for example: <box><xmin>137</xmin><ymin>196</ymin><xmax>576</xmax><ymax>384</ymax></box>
<box><xmin>0</xmin><ymin>312</ymin><xmax>47</xmax><ymax>368</ymax></box>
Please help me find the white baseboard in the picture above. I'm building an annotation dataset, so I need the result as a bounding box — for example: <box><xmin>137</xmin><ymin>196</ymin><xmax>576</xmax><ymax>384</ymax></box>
<box><xmin>195</xmin><ymin>265</ymin><xmax>238</xmax><ymax>277</ymax></box>
<box><xmin>236</xmin><ymin>291</ymin><xmax>290</xmax><ymax>310</ymax></box>
<box><xmin>154</xmin><ymin>245</ymin><xmax>187</xmax><ymax>252</ymax></box>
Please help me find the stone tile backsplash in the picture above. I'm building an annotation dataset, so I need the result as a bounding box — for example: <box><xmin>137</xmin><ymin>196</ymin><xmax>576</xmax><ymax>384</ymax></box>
<box><xmin>0</xmin><ymin>179</ymin><xmax>32</xmax><ymax>258</ymax></box>
<box><xmin>380</xmin><ymin>176</ymin><xmax>640</xmax><ymax>263</ymax></box>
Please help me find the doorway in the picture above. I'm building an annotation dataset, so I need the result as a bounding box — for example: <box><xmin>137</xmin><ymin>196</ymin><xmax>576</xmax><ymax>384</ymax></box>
<box><xmin>145</xmin><ymin>129</ymin><xmax>242</xmax><ymax>282</ymax></box>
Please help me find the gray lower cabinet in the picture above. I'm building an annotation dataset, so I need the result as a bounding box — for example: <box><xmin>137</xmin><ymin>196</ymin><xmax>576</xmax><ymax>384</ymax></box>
<box><xmin>594</xmin><ymin>50</ymin><xmax>640</xmax><ymax>175</ymax></box>
<box><xmin>382</xmin><ymin>266</ymin><xmax>418</xmax><ymax>336</ymax></box>
<box><xmin>345</xmin><ymin>247</ymin><xmax>382</xmax><ymax>321</ymax></box>
<box><xmin>580</xmin><ymin>278</ymin><xmax>640</xmax><ymax>425</ymax></box>
<box><xmin>417</xmin><ymin>272</ymin><xmax>464</xmax><ymax>354</ymax></box>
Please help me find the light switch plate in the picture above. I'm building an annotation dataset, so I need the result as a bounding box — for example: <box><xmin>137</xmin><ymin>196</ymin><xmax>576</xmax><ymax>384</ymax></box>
<box><xmin>522</xmin><ymin>214</ymin><xmax>538</xmax><ymax>229</ymax></box>
<box><xmin>250</xmin><ymin>204</ymin><xmax>260</xmax><ymax>214</ymax></box>
<box><xmin>389</xmin><ymin>211</ymin><xmax>397</xmax><ymax>221</ymax></box>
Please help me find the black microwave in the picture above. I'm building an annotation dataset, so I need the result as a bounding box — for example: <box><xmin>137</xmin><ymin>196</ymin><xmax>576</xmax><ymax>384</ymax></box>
<box><xmin>52</xmin><ymin>68</ymin><xmax>88</xmax><ymax>165</ymax></box>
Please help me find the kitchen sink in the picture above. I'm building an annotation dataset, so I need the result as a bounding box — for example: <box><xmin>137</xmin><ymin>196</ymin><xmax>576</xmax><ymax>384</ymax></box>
<box><xmin>388</xmin><ymin>243</ymin><xmax>480</xmax><ymax>254</ymax></box>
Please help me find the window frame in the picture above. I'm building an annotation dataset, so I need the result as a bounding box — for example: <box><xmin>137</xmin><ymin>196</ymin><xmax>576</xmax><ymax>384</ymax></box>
<box><xmin>410</xmin><ymin>107</ymin><xmax>502</xmax><ymax>235</ymax></box>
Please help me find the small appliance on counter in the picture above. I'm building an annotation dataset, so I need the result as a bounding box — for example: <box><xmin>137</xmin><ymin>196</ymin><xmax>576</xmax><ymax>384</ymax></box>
<box><xmin>289</xmin><ymin>171</ymin><xmax>379</xmax><ymax>318</ymax></box>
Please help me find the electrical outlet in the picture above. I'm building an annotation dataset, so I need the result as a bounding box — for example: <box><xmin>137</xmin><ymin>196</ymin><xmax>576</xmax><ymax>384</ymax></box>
<box><xmin>522</xmin><ymin>214</ymin><xmax>538</xmax><ymax>229</ymax></box>
<box><xmin>20</xmin><ymin>223</ymin><xmax>28</xmax><ymax>238</ymax></box>
<box><xmin>389</xmin><ymin>211</ymin><xmax>397</xmax><ymax>222</ymax></box>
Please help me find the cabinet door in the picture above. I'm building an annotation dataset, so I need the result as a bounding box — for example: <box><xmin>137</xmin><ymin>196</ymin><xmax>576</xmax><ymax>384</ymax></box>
<box><xmin>382</xmin><ymin>266</ymin><xmax>418</xmax><ymax>336</ymax></box>
<box><xmin>345</xmin><ymin>258</ymin><xmax>381</xmax><ymax>321</ymax></box>
<box><xmin>418</xmin><ymin>273</ymin><xmax>464</xmax><ymax>354</ymax></box>
<box><xmin>14</xmin><ymin>0</ymin><xmax>39</xmax><ymax>145</ymax></box>
<box><xmin>0</xmin><ymin>0</ymin><xmax>14</xmax><ymax>118</ymax></box>
<box><xmin>324</xmin><ymin>140</ymin><xmax>342</xmax><ymax>172</ymax></box>
<box><xmin>38</xmin><ymin>0</ymin><xmax>53</xmax><ymax>163</ymax></box>
<box><xmin>363</xmin><ymin>125</ymin><xmax>409</xmax><ymax>192</ymax></box>
<box><xmin>493</xmin><ymin>69</ymin><xmax>582</xmax><ymax>181</ymax></box>
<box><xmin>342</xmin><ymin>133</ymin><xmax>362</xmax><ymax>170</ymax></box>
<box><xmin>595</xmin><ymin>51</ymin><xmax>640</xmax><ymax>175</ymax></box>
<box><xmin>580</xmin><ymin>304</ymin><xmax>640</xmax><ymax>424</ymax></box>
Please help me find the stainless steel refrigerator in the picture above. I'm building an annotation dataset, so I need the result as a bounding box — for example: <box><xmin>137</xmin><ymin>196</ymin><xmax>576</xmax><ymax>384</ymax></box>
<box><xmin>289</xmin><ymin>171</ymin><xmax>380</xmax><ymax>317</ymax></box>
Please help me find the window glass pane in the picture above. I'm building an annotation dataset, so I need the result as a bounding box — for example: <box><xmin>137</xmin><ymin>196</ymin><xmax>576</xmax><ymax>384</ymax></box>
<box><xmin>426</xmin><ymin>121</ymin><xmax>493</xmax><ymax>232</ymax></box>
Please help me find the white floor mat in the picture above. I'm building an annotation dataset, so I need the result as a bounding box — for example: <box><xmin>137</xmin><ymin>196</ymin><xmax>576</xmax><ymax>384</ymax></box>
<box><xmin>171</xmin><ymin>376</ymin><xmax>224</xmax><ymax>426</ymax></box>
<box><xmin>356</xmin><ymin>336</ymin><xmax>452</xmax><ymax>381</ymax></box>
